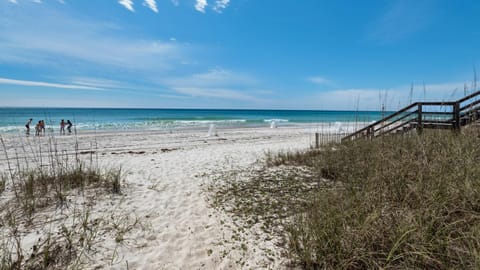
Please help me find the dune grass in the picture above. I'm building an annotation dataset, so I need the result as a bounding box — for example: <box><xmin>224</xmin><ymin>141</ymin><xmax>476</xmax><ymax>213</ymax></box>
<box><xmin>0</xmin><ymin>135</ymin><xmax>123</xmax><ymax>269</ymax></box>
<box><xmin>210</xmin><ymin>129</ymin><xmax>480</xmax><ymax>269</ymax></box>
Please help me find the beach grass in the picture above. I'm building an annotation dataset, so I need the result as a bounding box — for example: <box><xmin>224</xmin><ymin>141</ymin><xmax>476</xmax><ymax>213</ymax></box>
<box><xmin>0</xmin><ymin>135</ymin><xmax>123</xmax><ymax>269</ymax></box>
<box><xmin>210</xmin><ymin>128</ymin><xmax>480</xmax><ymax>269</ymax></box>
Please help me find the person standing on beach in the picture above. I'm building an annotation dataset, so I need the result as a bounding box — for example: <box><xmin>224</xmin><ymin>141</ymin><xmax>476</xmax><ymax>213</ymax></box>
<box><xmin>25</xmin><ymin>118</ymin><xmax>32</xmax><ymax>136</ymax></box>
<box><xmin>40</xmin><ymin>120</ymin><xmax>45</xmax><ymax>135</ymax></box>
<box><xmin>66</xmin><ymin>120</ymin><xmax>73</xmax><ymax>134</ymax></box>
<box><xmin>60</xmin><ymin>119</ymin><xmax>66</xmax><ymax>135</ymax></box>
<box><xmin>35</xmin><ymin>121</ymin><xmax>41</xmax><ymax>136</ymax></box>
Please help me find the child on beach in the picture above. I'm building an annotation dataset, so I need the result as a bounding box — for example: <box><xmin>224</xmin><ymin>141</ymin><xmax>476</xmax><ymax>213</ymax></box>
<box><xmin>66</xmin><ymin>120</ymin><xmax>73</xmax><ymax>134</ymax></box>
<box><xmin>25</xmin><ymin>118</ymin><xmax>32</xmax><ymax>136</ymax></box>
<box><xmin>60</xmin><ymin>119</ymin><xmax>66</xmax><ymax>135</ymax></box>
<box><xmin>40</xmin><ymin>120</ymin><xmax>45</xmax><ymax>135</ymax></box>
<box><xmin>35</xmin><ymin>121</ymin><xmax>41</xmax><ymax>136</ymax></box>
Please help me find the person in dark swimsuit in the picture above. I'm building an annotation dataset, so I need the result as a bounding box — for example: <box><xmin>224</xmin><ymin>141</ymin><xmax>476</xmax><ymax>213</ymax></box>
<box><xmin>66</xmin><ymin>120</ymin><xmax>73</xmax><ymax>134</ymax></box>
<box><xmin>25</xmin><ymin>118</ymin><xmax>33</xmax><ymax>136</ymax></box>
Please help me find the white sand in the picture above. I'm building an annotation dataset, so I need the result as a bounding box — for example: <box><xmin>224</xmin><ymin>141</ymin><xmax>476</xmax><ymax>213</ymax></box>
<box><xmin>0</xmin><ymin>126</ymin><xmax>325</xmax><ymax>269</ymax></box>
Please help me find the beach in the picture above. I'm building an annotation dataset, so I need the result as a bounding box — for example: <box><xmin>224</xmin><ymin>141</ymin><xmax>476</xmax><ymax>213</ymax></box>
<box><xmin>0</xmin><ymin>125</ymin><xmax>323</xmax><ymax>269</ymax></box>
<box><xmin>3</xmin><ymin>1</ymin><xmax>479</xmax><ymax>268</ymax></box>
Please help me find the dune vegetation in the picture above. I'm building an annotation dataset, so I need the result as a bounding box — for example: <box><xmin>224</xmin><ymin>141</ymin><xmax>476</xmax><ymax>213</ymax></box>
<box><xmin>210</xmin><ymin>129</ymin><xmax>480</xmax><ymax>269</ymax></box>
<box><xmin>0</xmin><ymin>136</ymin><xmax>123</xmax><ymax>269</ymax></box>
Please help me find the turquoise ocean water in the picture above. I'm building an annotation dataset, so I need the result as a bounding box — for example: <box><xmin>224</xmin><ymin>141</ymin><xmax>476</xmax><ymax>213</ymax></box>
<box><xmin>0</xmin><ymin>108</ymin><xmax>387</xmax><ymax>134</ymax></box>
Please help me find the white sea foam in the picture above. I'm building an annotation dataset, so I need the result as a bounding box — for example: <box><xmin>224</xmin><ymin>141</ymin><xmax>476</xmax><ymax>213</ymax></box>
<box><xmin>263</xmin><ymin>119</ymin><xmax>289</xmax><ymax>123</ymax></box>
<box><xmin>0</xmin><ymin>126</ymin><xmax>23</xmax><ymax>133</ymax></box>
<box><xmin>69</xmin><ymin>119</ymin><xmax>249</xmax><ymax>131</ymax></box>
<box><xmin>172</xmin><ymin>119</ymin><xmax>247</xmax><ymax>126</ymax></box>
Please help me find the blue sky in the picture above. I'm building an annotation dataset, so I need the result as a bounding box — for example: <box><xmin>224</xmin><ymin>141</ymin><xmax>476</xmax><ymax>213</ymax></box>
<box><xmin>0</xmin><ymin>0</ymin><xmax>479</xmax><ymax>110</ymax></box>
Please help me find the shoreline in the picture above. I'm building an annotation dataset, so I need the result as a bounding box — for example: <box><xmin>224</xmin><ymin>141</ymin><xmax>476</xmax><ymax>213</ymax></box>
<box><xmin>0</xmin><ymin>121</ymin><xmax>369</xmax><ymax>137</ymax></box>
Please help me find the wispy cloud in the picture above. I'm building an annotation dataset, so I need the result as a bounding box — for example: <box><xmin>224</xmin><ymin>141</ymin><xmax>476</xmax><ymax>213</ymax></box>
<box><xmin>314</xmin><ymin>81</ymin><xmax>468</xmax><ymax>110</ymax></box>
<box><xmin>118</xmin><ymin>0</ymin><xmax>135</xmax><ymax>12</ymax></box>
<box><xmin>8</xmin><ymin>0</ymin><xmax>18</xmax><ymax>4</ymax></box>
<box><xmin>143</xmin><ymin>0</ymin><xmax>158</xmax><ymax>13</ymax></box>
<box><xmin>161</xmin><ymin>69</ymin><xmax>265</xmax><ymax>101</ymax></box>
<box><xmin>0</xmin><ymin>77</ymin><xmax>106</xmax><ymax>91</ymax></box>
<box><xmin>67</xmin><ymin>77</ymin><xmax>128</xmax><ymax>89</ymax></box>
<box><xmin>173</xmin><ymin>87</ymin><xmax>257</xmax><ymax>101</ymax></box>
<box><xmin>0</xmin><ymin>9</ymin><xmax>183</xmax><ymax>71</ymax></box>
<box><xmin>195</xmin><ymin>0</ymin><xmax>207</xmax><ymax>13</ymax></box>
<box><xmin>213</xmin><ymin>0</ymin><xmax>229</xmax><ymax>13</ymax></box>
<box><xmin>368</xmin><ymin>0</ymin><xmax>435</xmax><ymax>43</ymax></box>
<box><xmin>307</xmin><ymin>76</ymin><xmax>334</xmax><ymax>86</ymax></box>
<box><xmin>171</xmin><ymin>0</ymin><xmax>179</xmax><ymax>6</ymax></box>
<box><xmin>163</xmin><ymin>69</ymin><xmax>258</xmax><ymax>88</ymax></box>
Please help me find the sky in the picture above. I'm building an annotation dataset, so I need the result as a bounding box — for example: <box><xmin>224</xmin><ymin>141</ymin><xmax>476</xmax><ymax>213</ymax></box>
<box><xmin>0</xmin><ymin>0</ymin><xmax>479</xmax><ymax>110</ymax></box>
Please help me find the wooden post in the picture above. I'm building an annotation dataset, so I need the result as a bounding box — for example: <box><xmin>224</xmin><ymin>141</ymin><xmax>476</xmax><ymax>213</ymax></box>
<box><xmin>417</xmin><ymin>103</ymin><xmax>423</xmax><ymax>134</ymax></box>
<box><xmin>453</xmin><ymin>102</ymin><xmax>461</xmax><ymax>132</ymax></box>
<box><xmin>315</xmin><ymin>133</ymin><xmax>319</xmax><ymax>148</ymax></box>
<box><xmin>366</xmin><ymin>126</ymin><xmax>374</xmax><ymax>139</ymax></box>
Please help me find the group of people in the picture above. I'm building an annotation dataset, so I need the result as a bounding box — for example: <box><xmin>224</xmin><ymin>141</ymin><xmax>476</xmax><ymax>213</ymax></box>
<box><xmin>25</xmin><ymin>118</ymin><xmax>73</xmax><ymax>136</ymax></box>
<box><xmin>25</xmin><ymin>118</ymin><xmax>44</xmax><ymax>136</ymax></box>
<box><xmin>59</xmin><ymin>119</ymin><xmax>73</xmax><ymax>135</ymax></box>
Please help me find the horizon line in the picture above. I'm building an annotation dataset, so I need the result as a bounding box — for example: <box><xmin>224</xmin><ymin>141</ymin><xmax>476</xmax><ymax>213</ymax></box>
<box><xmin>0</xmin><ymin>106</ymin><xmax>392</xmax><ymax>112</ymax></box>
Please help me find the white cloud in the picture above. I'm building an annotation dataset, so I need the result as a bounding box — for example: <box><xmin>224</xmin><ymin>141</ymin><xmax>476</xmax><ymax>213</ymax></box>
<box><xmin>8</xmin><ymin>0</ymin><xmax>18</xmax><ymax>4</ymax></box>
<box><xmin>307</xmin><ymin>76</ymin><xmax>334</xmax><ymax>86</ymax></box>
<box><xmin>0</xmin><ymin>77</ymin><xmax>106</xmax><ymax>91</ymax></box>
<box><xmin>143</xmin><ymin>0</ymin><xmax>158</xmax><ymax>13</ymax></box>
<box><xmin>173</xmin><ymin>87</ymin><xmax>257</xmax><ymax>101</ymax></box>
<box><xmin>213</xmin><ymin>0</ymin><xmax>229</xmax><ymax>13</ymax></box>
<box><xmin>118</xmin><ymin>0</ymin><xmax>134</xmax><ymax>12</ymax></box>
<box><xmin>67</xmin><ymin>77</ymin><xmax>128</xmax><ymax>89</ymax></box>
<box><xmin>195</xmin><ymin>0</ymin><xmax>207</xmax><ymax>13</ymax></box>
<box><xmin>164</xmin><ymin>69</ymin><xmax>258</xmax><ymax>88</ymax></box>
<box><xmin>161</xmin><ymin>69</ymin><xmax>265</xmax><ymax>102</ymax></box>
<box><xmin>32</xmin><ymin>0</ymin><xmax>42</xmax><ymax>3</ymax></box>
<box><xmin>171</xmin><ymin>0</ymin><xmax>179</xmax><ymax>6</ymax></box>
<box><xmin>0</xmin><ymin>10</ymin><xmax>182</xmax><ymax>71</ymax></box>
<box><xmin>313</xmin><ymin>81</ymin><xmax>468</xmax><ymax>111</ymax></box>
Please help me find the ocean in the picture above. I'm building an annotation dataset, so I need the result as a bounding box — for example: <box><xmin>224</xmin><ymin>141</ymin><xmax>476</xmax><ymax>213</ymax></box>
<box><xmin>0</xmin><ymin>107</ymin><xmax>386</xmax><ymax>134</ymax></box>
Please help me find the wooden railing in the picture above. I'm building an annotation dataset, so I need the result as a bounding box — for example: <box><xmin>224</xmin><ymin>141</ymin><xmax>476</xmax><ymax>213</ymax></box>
<box><xmin>342</xmin><ymin>90</ymin><xmax>480</xmax><ymax>141</ymax></box>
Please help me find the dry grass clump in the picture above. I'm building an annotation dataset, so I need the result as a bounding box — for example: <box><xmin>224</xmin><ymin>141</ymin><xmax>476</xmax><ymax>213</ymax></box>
<box><xmin>1</xmin><ymin>206</ymin><xmax>100</xmax><ymax>270</ymax></box>
<box><xmin>210</xmin><ymin>129</ymin><xmax>480</xmax><ymax>269</ymax></box>
<box><xmin>0</xmin><ymin>135</ymin><xmax>123</xmax><ymax>269</ymax></box>
<box><xmin>1</xmin><ymin>136</ymin><xmax>121</xmax><ymax>218</ymax></box>
<box><xmin>3</xmin><ymin>159</ymin><xmax>122</xmax><ymax>219</ymax></box>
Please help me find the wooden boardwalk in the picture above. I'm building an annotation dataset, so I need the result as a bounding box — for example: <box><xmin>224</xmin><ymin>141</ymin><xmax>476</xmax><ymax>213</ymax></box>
<box><xmin>343</xmin><ymin>90</ymin><xmax>480</xmax><ymax>141</ymax></box>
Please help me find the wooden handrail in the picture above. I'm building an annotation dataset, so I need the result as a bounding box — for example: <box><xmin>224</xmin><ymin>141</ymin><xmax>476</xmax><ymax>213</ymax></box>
<box><xmin>456</xmin><ymin>89</ymin><xmax>480</xmax><ymax>103</ymax></box>
<box><xmin>422</xmin><ymin>112</ymin><xmax>455</xmax><ymax>115</ymax></box>
<box><xmin>343</xmin><ymin>102</ymin><xmax>418</xmax><ymax>140</ymax></box>
<box><xmin>376</xmin><ymin>118</ymin><xmax>417</xmax><ymax>137</ymax></box>
<box><xmin>420</xmin><ymin>101</ymin><xmax>456</xmax><ymax>106</ymax></box>
<box><xmin>343</xmin><ymin>89</ymin><xmax>480</xmax><ymax>141</ymax></box>
<box><xmin>374</xmin><ymin>110</ymin><xmax>418</xmax><ymax>134</ymax></box>
<box><xmin>421</xmin><ymin>119</ymin><xmax>455</xmax><ymax>125</ymax></box>
<box><xmin>460</xmin><ymin>99</ymin><xmax>480</xmax><ymax>111</ymax></box>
